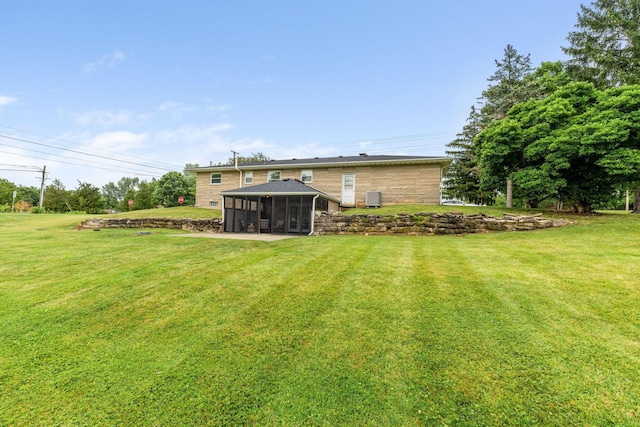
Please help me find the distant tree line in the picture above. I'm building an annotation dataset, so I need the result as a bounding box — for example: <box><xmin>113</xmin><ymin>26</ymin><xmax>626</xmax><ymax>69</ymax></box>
<box><xmin>444</xmin><ymin>0</ymin><xmax>640</xmax><ymax>213</ymax></box>
<box><xmin>0</xmin><ymin>165</ymin><xmax>198</xmax><ymax>214</ymax></box>
<box><xmin>1</xmin><ymin>152</ymin><xmax>274</xmax><ymax>214</ymax></box>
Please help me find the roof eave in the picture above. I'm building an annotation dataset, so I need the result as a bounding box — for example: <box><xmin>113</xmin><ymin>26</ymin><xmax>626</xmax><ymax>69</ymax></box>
<box><xmin>221</xmin><ymin>190</ymin><xmax>340</xmax><ymax>203</ymax></box>
<box><xmin>191</xmin><ymin>157</ymin><xmax>452</xmax><ymax>172</ymax></box>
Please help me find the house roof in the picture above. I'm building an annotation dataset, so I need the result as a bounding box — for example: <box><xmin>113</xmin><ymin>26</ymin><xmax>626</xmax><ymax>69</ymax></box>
<box><xmin>221</xmin><ymin>179</ymin><xmax>342</xmax><ymax>203</ymax></box>
<box><xmin>190</xmin><ymin>154</ymin><xmax>451</xmax><ymax>172</ymax></box>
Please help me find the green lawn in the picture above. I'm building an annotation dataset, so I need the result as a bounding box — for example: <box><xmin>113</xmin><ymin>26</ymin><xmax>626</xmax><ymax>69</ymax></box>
<box><xmin>1</xmin><ymin>209</ymin><xmax>639</xmax><ymax>426</ymax></box>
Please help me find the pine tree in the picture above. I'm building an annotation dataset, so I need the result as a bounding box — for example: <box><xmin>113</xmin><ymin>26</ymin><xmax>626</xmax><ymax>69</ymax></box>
<box><xmin>444</xmin><ymin>45</ymin><xmax>534</xmax><ymax>204</ymax></box>
<box><xmin>563</xmin><ymin>0</ymin><xmax>640</xmax><ymax>87</ymax></box>
<box><xmin>563</xmin><ymin>0</ymin><xmax>640</xmax><ymax>212</ymax></box>
<box><xmin>443</xmin><ymin>106</ymin><xmax>487</xmax><ymax>204</ymax></box>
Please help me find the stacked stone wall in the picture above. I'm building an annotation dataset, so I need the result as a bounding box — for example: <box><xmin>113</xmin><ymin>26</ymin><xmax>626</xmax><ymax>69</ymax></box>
<box><xmin>80</xmin><ymin>212</ymin><xmax>568</xmax><ymax>236</ymax></box>
<box><xmin>81</xmin><ymin>217</ymin><xmax>223</xmax><ymax>233</ymax></box>
<box><xmin>312</xmin><ymin>212</ymin><xmax>568</xmax><ymax>236</ymax></box>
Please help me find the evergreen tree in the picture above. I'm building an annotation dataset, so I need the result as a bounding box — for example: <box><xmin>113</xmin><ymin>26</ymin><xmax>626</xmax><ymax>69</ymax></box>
<box><xmin>72</xmin><ymin>181</ymin><xmax>105</xmax><ymax>214</ymax></box>
<box><xmin>443</xmin><ymin>106</ymin><xmax>487</xmax><ymax>204</ymax></box>
<box><xmin>444</xmin><ymin>45</ymin><xmax>534</xmax><ymax>203</ymax></box>
<box><xmin>43</xmin><ymin>179</ymin><xmax>73</xmax><ymax>212</ymax></box>
<box><xmin>563</xmin><ymin>0</ymin><xmax>640</xmax><ymax>87</ymax></box>
<box><xmin>481</xmin><ymin>44</ymin><xmax>534</xmax><ymax>121</ymax></box>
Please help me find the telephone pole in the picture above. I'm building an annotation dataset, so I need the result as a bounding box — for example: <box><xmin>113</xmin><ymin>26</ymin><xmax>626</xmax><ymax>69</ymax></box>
<box><xmin>38</xmin><ymin>165</ymin><xmax>46</xmax><ymax>209</ymax></box>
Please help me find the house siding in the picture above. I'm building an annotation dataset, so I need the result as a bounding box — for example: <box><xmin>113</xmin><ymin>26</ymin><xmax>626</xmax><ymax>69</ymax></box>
<box><xmin>195</xmin><ymin>163</ymin><xmax>444</xmax><ymax>209</ymax></box>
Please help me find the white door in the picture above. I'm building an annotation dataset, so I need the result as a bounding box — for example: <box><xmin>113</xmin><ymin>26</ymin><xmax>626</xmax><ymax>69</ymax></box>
<box><xmin>342</xmin><ymin>174</ymin><xmax>356</xmax><ymax>206</ymax></box>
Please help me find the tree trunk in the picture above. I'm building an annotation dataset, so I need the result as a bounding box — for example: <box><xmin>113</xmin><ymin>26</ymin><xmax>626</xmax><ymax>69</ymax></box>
<box><xmin>633</xmin><ymin>187</ymin><xmax>640</xmax><ymax>214</ymax></box>
<box><xmin>506</xmin><ymin>178</ymin><xmax>513</xmax><ymax>208</ymax></box>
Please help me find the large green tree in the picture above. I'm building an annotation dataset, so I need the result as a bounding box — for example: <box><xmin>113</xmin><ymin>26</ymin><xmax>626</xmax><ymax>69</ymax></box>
<box><xmin>563</xmin><ymin>0</ymin><xmax>640</xmax><ymax>211</ymax></box>
<box><xmin>154</xmin><ymin>171</ymin><xmax>195</xmax><ymax>207</ymax></box>
<box><xmin>477</xmin><ymin>82</ymin><xmax>640</xmax><ymax>212</ymax></box>
<box><xmin>72</xmin><ymin>181</ymin><xmax>105</xmax><ymax>214</ymax></box>
<box><xmin>563</xmin><ymin>0</ymin><xmax>640</xmax><ymax>87</ymax></box>
<box><xmin>134</xmin><ymin>180</ymin><xmax>158</xmax><ymax>210</ymax></box>
<box><xmin>101</xmin><ymin>177</ymin><xmax>140</xmax><ymax>209</ymax></box>
<box><xmin>43</xmin><ymin>179</ymin><xmax>73</xmax><ymax>212</ymax></box>
<box><xmin>0</xmin><ymin>178</ymin><xmax>17</xmax><ymax>205</ymax></box>
<box><xmin>444</xmin><ymin>45</ymin><xmax>535</xmax><ymax>203</ymax></box>
<box><xmin>118</xmin><ymin>179</ymin><xmax>158</xmax><ymax>211</ymax></box>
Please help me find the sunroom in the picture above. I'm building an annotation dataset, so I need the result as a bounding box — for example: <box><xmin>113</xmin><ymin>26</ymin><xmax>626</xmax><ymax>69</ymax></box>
<box><xmin>220</xmin><ymin>179</ymin><xmax>341</xmax><ymax>235</ymax></box>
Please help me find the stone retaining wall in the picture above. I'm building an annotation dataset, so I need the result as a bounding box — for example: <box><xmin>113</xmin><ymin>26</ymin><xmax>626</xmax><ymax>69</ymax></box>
<box><xmin>312</xmin><ymin>212</ymin><xmax>569</xmax><ymax>236</ymax></box>
<box><xmin>81</xmin><ymin>217</ymin><xmax>223</xmax><ymax>233</ymax></box>
<box><xmin>81</xmin><ymin>212</ymin><xmax>568</xmax><ymax>236</ymax></box>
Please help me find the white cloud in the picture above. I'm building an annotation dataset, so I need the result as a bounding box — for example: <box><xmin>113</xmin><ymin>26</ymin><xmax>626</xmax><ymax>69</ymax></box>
<box><xmin>157</xmin><ymin>102</ymin><xmax>183</xmax><ymax>112</ymax></box>
<box><xmin>207</xmin><ymin>103</ymin><xmax>232</xmax><ymax>112</ymax></box>
<box><xmin>154</xmin><ymin>123</ymin><xmax>234</xmax><ymax>146</ymax></box>
<box><xmin>274</xmin><ymin>142</ymin><xmax>336</xmax><ymax>160</ymax></box>
<box><xmin>0</xmin><ymin>95</ymin><xmax>17</xmax><ymax>107</ymax></box>
<box><xmin>76</xmin><ymin>109</ymin><xmax>147</xmax><ymax>126</ymax></box>
<box><xmin>87</xmin><ymin>131</ymin><xmax>149</xmax><ymax>152</ymax></box>
<box><xmin>155</xmin><ymin>101</ymin><xmax>199</xmax><ymax>120</ymax></box>
<box><xmin>83</xmin><ymin>50</ymin><xmax>125</xmax><ymax>74</ymax></box>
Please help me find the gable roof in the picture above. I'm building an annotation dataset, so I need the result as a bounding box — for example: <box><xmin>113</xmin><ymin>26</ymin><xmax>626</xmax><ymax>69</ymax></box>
<box><xmin>191</xmin><ymin>154</ymin><xmax>451</xmax><ymax>172</ymax></box>
<box><xmin>221</xmin><ymin>179</ymin><xmax>341</xmax><ymax>203</ymax></box>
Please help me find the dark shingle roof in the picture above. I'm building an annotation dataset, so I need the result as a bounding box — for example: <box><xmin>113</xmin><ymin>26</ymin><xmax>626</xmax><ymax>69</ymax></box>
<box><xmin>191</xmin><ymin>154</ymin><xmax>451</xmax><ymax>171</ymax></box>
<box><xmin>221</xmin><ymin>179</ymin><xmax>341</xmax><ymax>202</ymax></box>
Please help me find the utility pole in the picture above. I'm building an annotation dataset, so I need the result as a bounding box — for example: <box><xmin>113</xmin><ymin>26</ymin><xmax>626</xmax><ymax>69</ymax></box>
<box><xmin>38</xmin><ymin>165</ymin><xmax>46</xmax><ymax>209</ymax></box>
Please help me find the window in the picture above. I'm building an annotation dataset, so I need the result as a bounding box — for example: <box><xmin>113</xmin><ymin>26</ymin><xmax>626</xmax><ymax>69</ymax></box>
<box><xmin>209</xmin><ymin>200</ymin><xmax>218</xmax><ymax>207</ymax></box>
<box><xmin>301</xmin><ymin>170</ymin><xmax>313</xmax><ymax>183</ymax></box>
<box><xmin>245</xmin><ymin>171</ymin><xmax>253</xmax><ymax>184</ymax></box>
<box><xmin>210</xmin><ymin>173</ymin><xmax>222</xmax><ymax>184</ymax></box>
<box><xmin>267</xmin><ymin>170</ymin><xmax>281</xmax><ymax>182</ymax></box>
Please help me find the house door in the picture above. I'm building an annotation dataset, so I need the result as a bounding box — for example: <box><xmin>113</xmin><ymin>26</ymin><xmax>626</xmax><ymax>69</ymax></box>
<box><xmin>342</xmin><ymin>174</ymin><xmax>356</xmax><ymax>206</ymax></box>
<box><xmin>288</xmin><ymin>204</ymin><xmax>300</xmax><ymax>233</ymax></box>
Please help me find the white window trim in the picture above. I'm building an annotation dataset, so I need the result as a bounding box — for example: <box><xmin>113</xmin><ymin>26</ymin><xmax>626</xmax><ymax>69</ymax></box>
<box><xmin>301</xmin><ymin>170</ymin><xmax>313</xmax><ymax>183</ymax></box>
<box><xmin>267</xmin><ymin>170</ymin><xmax>281</xmax><ymax>182</ymax></box>
<box><xmin>210</xmin><ymin>173</ymin><xmax>222</xmax><ymax>185</ymax></box>
<box><xmin>245</xmin><ymin>171</ymin><xmax>253</xmax><ymax>184</ymax></box>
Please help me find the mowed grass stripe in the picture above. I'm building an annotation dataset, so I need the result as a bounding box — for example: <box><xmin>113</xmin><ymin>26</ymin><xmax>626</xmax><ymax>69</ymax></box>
<box><xmin>1</xmin><ymin>211</ymin><xmax>640</xmax><ymax>425</ymax></box>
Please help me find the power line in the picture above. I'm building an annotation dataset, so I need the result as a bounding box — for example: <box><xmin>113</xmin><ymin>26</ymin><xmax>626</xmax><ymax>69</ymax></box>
<box><xmin>0</xmin><ymin>123</ymin><xmax>180</xmax><ymax>170</ymax></box>
<box><xmin>0</xmin><ymin>142</ymin><xmax>165</xmax><ymax>177</ymax></box>
<box><xmin>0</xmin><ymin>149</ymin><xmax>161</xmax><ymax>178</ymax></box>
<box><xmin>0</xmin><ymin>168</ymin><xmax>41</xmax><ymax>172</ymax></box>
<box><xmin>0</xmin><ymin>133</ymin><xmax>177</xmax><ymax>172</ymax></box>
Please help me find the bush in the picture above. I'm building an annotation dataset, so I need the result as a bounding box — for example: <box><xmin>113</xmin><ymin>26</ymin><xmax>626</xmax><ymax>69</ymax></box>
<box><xmin>30</xmin><ymin>207</ymin><xmax>47</xmax><ymax>214</ymax></box>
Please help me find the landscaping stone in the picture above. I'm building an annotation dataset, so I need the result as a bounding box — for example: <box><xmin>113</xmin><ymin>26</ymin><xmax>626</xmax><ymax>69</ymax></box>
<box><xmin>80</xmin><ymin>212</ymin><xmax>569</xmax><ymax>236</ymax></box>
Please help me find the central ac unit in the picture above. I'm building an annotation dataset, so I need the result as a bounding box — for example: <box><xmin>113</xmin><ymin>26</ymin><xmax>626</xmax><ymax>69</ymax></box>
<box><xmin>365</xmin><ymin>191</ymin><xmax>382</xmax><ymax>208</ymax></box>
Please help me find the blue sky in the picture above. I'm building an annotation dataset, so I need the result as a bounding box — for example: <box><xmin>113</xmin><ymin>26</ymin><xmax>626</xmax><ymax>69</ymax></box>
<box><xmin>1</xmin><ymin>0</ymin><xmax>585</xmax><ymax>189</ymax></box>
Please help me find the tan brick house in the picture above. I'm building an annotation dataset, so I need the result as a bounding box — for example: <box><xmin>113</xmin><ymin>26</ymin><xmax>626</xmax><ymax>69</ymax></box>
<box><xmin>188</xmin><ymin>154</ymin><xmax>451</xmax><ymax>234</ymax></box>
